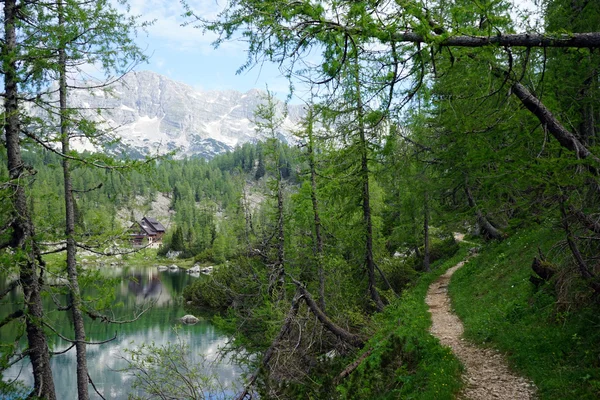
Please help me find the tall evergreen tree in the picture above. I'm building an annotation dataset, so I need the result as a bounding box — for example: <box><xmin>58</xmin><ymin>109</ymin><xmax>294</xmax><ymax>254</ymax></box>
<box><xmin>254</xmin><ymin>89</ymin><xmax>288</xmax><ymax>299</ymax></box>
<box><xmin>1</xmin><ymin>1</ymin><xmax>56</xmax><ymax>397</ymax></box>
<box><xmin>2</xmin><ymin>1</ymin><xmax>145</xmax><ymax>397</ymax></box>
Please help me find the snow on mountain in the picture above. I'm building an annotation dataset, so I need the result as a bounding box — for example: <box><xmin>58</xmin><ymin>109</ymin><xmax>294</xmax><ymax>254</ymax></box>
<box><xmin>67</xmin><ymin>71</ymin><xmax>303</xmax><ymax>159</ymax></box>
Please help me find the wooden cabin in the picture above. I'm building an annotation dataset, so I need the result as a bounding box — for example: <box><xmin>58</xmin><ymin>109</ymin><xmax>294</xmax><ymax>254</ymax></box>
<box><xmin>130</xmin><ymin>216</ymin><xmax>166</xmax><ymax>248</ymax></box>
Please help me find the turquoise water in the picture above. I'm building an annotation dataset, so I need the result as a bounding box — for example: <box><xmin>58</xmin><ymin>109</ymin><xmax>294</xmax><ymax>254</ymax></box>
<box><xmin>0</xmin><ymin>265</ymin><xmax>241</xmax><ymax>399</ymax></box>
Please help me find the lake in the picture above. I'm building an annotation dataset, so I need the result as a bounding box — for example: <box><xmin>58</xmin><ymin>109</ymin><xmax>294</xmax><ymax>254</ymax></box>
<box><xmin>0</xmin><ymin>263</ymin><xmax>241</xmax><ymax>399</ymax></box>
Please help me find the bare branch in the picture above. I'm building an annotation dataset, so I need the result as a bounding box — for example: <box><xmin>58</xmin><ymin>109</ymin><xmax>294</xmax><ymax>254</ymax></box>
<box><xmin>88</xmin><ymin>373</ymin><xmax>107</xmax><ymax>400</ymax></box>
<box><xmin>289</xmin><ymin>276</ymin><xmax>364</xmax><ymax>348</ymax></box>
<box><xmin>51</xmin><ymin>343</ymin><xmax>76</xmax><ymax>356</ymax></box>
<box><xmin>336</xmin><ymin>348</ymin><xmax>373</xmax><ymax>383</ymax></box>
<box><xmin>85</xmin><ymin>298</ymin><xmax>155</xmax><ymax>324</ymax></box>
<box><xmin>43</xmin><ymin>321</ymin><xmax>118</xmax><ymax>345</ymax></box>
<box><xmin>0</xmin><ymin>279</ymin><xmax>21</xmax><ymax>300</ymax></box>
<box><xmin>568</xmin><ymin>206</ymin><xmax>600</xmax><ymax>235</ymax></box>
<box><xmin>0</xmin><ymin>309</ymin><xmax>24</xmax><ymax>329</ymax></box>
<box><xmin>234</xmin><ymin>289</ymin><xmax>303</xmax><ymax>400</ymax></box>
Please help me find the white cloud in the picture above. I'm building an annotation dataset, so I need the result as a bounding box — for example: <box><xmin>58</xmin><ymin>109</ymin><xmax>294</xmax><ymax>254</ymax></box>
<box><xmin>117</xmin><ymin>0</ymin><xmax>243</xmax><ymax>56</ymax></box>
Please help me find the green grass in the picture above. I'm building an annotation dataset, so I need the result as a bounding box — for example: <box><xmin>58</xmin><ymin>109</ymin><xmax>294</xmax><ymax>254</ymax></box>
<box><xmin>337</xmin><ymin>248</ymin><xmax>468</xmax><ymax>399</ymax></box>
<box><xmin>449</xmin><ymin>224</ymin><xmax>600</xmax><ymax>399</ymax></box>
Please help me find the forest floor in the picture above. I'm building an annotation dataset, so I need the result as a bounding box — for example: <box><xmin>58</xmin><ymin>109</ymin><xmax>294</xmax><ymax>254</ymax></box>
<box><xmin>426</xmin><ymin>255</ymin><xmax>537</xmax><ymax>400</ymax></box>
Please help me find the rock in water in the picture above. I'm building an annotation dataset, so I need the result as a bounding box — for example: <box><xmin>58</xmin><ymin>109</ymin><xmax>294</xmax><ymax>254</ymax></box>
<box><xmin>180</xmin><ymin>315</ymin><xmax>200</xmax><ymax>325</ymax></box>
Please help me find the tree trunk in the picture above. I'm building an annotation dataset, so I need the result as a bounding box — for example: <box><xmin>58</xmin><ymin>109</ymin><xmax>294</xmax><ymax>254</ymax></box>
<box><xmin>3</xmin><ymin>1</ymin><xmax>56</xmax><ymax>398</ymax></box>
<box><xmin>579</xmin><ymin>70</ymin><xmax>596</xmax><ymax>145</ymax></box>
<box><xmin>272</xmin><ymin>169</ymin><xmax>286</xmax><ymax>300</ymax></box>
<box><xmin>423</xmin><ymin>190</ymin><xmax>431</xmax><ymax>272</ymax></box>
<box><xmin>511</xmin><ymin>81</ymin><xmax>599</xmax><ymax>162</ymax></box>
<box><xmin>464</xmin><ymin>184</ymin><xmax>503</xmax><ymax>241</ymax></box>
<box><xmin>560</xmin><ymin>205</ymin><xmax>600</xmax><ymax>292</ymax></box>
<box><xmin>355</xmin><ymin>65</ymin><xmax>385</xmax><ymax>312</ymax></box>
<box><xmin>384</xmin><ymin>31</ymin><xmax>600</xmax><ymax>49</ymax></box>
<box><xmin>336</xmin><ymin>348</ymin><xmax>373</xmax><ymax>383</ymax></box>
<box><xmin>58</xmin><ymin>1</ymin><xmax>90</xmax><ymax>397</ymax></box>
<box><xmin>242</xmin><ymin>187</ymin><xmax>254</xmax><ymax>250</ymax></box>
<box><xmin>291</xmin><ymin>279</ymin><xmax>364</xmax><ymax>348</ymax></box>
<box><xmin>234</xmin><ymin>289</ymin><xmax>302</xmax><ymax>400</ymax></box>
<box><xmin>569</xmin><ymin>205</ymin><xmax>600</xmax><ymax>235</ymax></box>
<box><xmin>306</xmin><ymin>108</ymin><xmax>326</xmax><ymax>311</ymax></box>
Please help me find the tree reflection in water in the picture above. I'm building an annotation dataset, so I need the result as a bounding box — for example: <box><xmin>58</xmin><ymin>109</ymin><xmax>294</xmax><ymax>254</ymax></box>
<box><xmin>0</xmin><ymin>265</ymin><xmax>241</xmax><ymax>399</ymax></box>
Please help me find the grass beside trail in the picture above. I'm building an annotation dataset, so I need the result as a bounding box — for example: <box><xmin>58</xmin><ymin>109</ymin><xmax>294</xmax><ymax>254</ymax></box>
<box><xmin>337</xmin><ymin>248</ymin><xmax>467</xmax><ymax>400</ymax></box>
<box><xmin>449</xmin><ymin>225</ymin><xmax>600</xmax><ymax>399</ymax></box>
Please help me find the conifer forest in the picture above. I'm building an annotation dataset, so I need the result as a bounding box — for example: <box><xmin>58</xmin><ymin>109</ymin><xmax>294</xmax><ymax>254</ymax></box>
<box><xmin>2</xmin><ymin>0</ymin><xmax>600</xmax><ymax>399</ymax></box>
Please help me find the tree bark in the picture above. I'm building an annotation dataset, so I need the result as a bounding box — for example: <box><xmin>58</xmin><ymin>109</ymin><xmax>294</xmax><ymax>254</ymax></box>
<box><xmin>336</xmin><ymin>348</ymin><xmax>373</xmax><ymax>383</ymax></box>
<box><xmin>464</xmin><ymin>184</ymin><xmax>503</xmax><ymax>241</ymax></box>
<box><xmin>561</xmin><ymin>205</ymin><xmax>596</xmax><ymax>282</ymax></box>
<box><xmin>306</xmin><ymin>108</ymin><xmax>326</xmax><ymax>312</ymax></box>
<box><xmin>423</xmin><ymin>190</ymin><xmax>431</xmax><ymax>272</ymax></box>
<box><xmin>569</xmin><ymin>206</ymin><xmax>600</xmax><ymax>235</ymax></box>
<box><xmin>384</xmin><ymin>31</ymin><xmax>600</xmax><ymax>49</ymax></box>
<box><xmin>234</xmin><ymin>289</ymin><xmax>302</xmax><ymax>400</ymax></box>
<box><xmin>511</xmin><ymin>81</ymin><xmax>599</xmax><ymax>162</ymax></box>
<box><xmin>3</xmin><ymin>1</ymin><xmax>56</xmax><ymax>398</ymax></box>
<box><xmin>271</xmin><ymin>160</ymin><xmax>286</xmax><ymax>300</ymax></box>
<box><xmin>354</xmin><ymin>64</ymin><xmax>385</xmax><ymax>312</ymax></box>
<box><xmin>58</xmin><ymin>1</ymin><xmax>90</xmax><ymax>398</ymax></box>
<box><xmin>291</xmin><ymin>278</ymin><xmax>364</xmax><ymax>348</ymax></box>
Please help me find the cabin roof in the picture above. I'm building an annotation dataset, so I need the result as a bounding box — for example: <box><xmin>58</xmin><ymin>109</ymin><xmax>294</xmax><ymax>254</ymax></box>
<box><xmin>142</xmin><ymin>216</ymin><xmax>166</xmax><ymax>233</ymax></box>
<box><xmin>134</xmin><ymin>216</ymin><xmax>166</xmax><ymax>236</ymax></box>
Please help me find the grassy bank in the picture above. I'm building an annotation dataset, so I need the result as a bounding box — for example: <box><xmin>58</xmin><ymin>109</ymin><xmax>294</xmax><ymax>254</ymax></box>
<box><xmin>449</xmin><ymin>225</ymin><xmax>600</xmax><ymax>399</ymax></box>
<box><xmin>337</xmin><ymin>248</ymin><xmax>468</xmax><ymax>399</ymax></box>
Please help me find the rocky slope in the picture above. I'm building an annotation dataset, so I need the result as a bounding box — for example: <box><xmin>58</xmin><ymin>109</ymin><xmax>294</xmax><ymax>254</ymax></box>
<box><xmin>68</xmin><ymin>71</ymin><xmax>303</xmax><ymax>158</ymax></box>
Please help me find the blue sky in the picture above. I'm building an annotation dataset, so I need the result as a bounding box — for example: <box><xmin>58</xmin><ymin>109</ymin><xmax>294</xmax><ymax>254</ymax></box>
<box><xmin>120</xmin><ymin>0</ymin><xmax>294</xmax><ymax>97</ymax></box>
<box><xmin>116</xmin><ymin>0</ymin><xmax>539</xmax><ymax>103</ymax></box>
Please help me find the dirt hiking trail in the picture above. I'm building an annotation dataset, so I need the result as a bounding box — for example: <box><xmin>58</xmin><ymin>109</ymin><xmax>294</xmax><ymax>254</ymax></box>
<box><xmin>426</xmin><ymin>255</ymin><xmax>537</xmax><ymax>399</ymax></box>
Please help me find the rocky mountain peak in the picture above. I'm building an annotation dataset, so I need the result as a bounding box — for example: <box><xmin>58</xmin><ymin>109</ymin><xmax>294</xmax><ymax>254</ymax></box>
<box><xmin>68</xmin><ymin>70</ymin><xmax>302</xmax><ymax>158</ymax></box>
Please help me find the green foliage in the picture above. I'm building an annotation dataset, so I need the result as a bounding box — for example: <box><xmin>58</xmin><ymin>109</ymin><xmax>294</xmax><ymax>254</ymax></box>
<box><xmin>337</xmin><ymin>249</ymin><xmax>468</xmax><ymax>399</ymax></box>
<box><xmin>377</xmin><ymin>257</ymin><xmax>419</xmax><ymax>294</ymax></box>
<box><xmin>450</xmin><ymin>224</ymin><xmax>600</xmax><ymax>399</ymax></box>
<box><xmin>183</xmin><ymin>262</ymin><xmax>249</xmax><ymax>309</ymax></box>
<box><xmin>119</xmin><ymin>332</ymin><xmax>225</xmax><ymax>399</ymax></box>
<box><xmin>0</xmin><ymin>380</ymin><xmax>29</xmax><ymax>400</ymax></box>
<box><xmin>171</xmin><ymin>226</ymin><xmax>185</xmax><ymax>252</ymax></box>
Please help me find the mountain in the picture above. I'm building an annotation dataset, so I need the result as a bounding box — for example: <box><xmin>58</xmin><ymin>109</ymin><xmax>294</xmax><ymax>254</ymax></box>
<box><xmin>68</xmin><ymin>71</ymin><xmax>303</xmax><ymax>159</ymax></box>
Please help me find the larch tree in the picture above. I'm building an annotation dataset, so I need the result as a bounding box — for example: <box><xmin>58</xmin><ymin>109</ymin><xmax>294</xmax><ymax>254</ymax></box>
<box><xmin>190</xmin><ymin>0</ymin><xmax>600</xmax><ymax>293</ymax></box>
<box><xmin>1</xmin><ymin>0</ymin><xmax>146</xmax><ymax>398</ymax></box>
<box><xmin>253</xmin><ymin>89</ymin><xmax>288</xmax><ymax>299</ymax></box>
<box><xmin>1</xmin><ymin>0</ymin><xmax>57</xmax><ymax>397</ymax></box>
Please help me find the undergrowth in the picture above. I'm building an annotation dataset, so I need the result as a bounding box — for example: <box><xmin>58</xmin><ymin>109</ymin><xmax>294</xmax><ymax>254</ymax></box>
<box><xmin>336</xmin><ymin>247</ymin><xmax>467</xmax><ymax>399</ymax></box>
<box><xmin>450</xmin><ymin>224</ymin><xmax>600</xmax><ymax>399</ymax></box>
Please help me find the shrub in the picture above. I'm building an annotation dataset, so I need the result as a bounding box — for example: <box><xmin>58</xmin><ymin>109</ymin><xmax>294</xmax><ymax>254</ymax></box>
<box><xmin>182</xmin><ymin>266</ymin><xmax>235</xmax><ymax>309</ymax></box>
<box><xmin>378</xmin><ymin>257</ymin><xmax>419</xmax><ymax>294</ymax></box>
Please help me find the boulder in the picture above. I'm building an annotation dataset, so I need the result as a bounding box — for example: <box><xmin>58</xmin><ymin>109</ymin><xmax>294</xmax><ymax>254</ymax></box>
<box><xmin>468</xmin><ymin>247</ymin><xmax>480</xmax><ymax>255</ymax></box>
<box><xmin>188</xmin><ymin>265</ymin><xmax>201</xmax><ymax>273</ymax></box>
<box><xmin>168</xmin><ymin>264</ymin><xmax>179</xmax><ymax>270</ymax></box>
<box><xmin>166</xmin><ymin>250</ymin><xmax>182</xmax><ymax>259</ymax></box>
<box><xmin>157</xmin><ymin>265</ymin><xmax>168</xmax><ymax>271</ymax></box>
<box><xmin>180</xmin><ymin>314</ymin><xmax>200</xmax><ymax>325</ymax></box>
